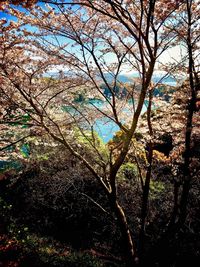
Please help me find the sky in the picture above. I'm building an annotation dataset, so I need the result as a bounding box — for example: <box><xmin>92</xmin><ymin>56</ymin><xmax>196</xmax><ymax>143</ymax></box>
<box><xmin>0</xmin><ymin>10</ymin><xmax>15</xmax><ymax>21</ymax></box>
<box><xmin>0</xmin><ymin>4</ymin><xmax>188</xmax><ymax>79</ymax></box>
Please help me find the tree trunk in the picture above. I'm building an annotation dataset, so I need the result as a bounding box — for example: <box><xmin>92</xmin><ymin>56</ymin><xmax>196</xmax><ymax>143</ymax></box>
<box><xmin>110</xmin><ymin>199</ymin><xmax>139</xmax><ymax>267</ymax></box>
<box><xmin>138</xmin><ymin>142</ymin><xmax>153</xmax><ymax>257</ymax></box>
<box><xmin>139</xmin><ymin>87</ymin><xmax>154</xmax><ymax>257</ymax></box>
<box><xmin>178</xmin><ymin>0</ymin><xmax>196</xmax><ymax>228</ymax></box>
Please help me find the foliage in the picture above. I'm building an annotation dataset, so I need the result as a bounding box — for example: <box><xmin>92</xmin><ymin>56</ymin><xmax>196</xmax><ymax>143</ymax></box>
<box><xmin>118</xmin><ymin>162</ymin><xmax>138</xmax><ymax>181</ymax></box>
<box><xmin>149</xmin><ymin>181</ymin><xmax>165</xmax><ymax>199</ymax></box>
<box><xmin>0</xmin><ymin>0</ymin><xmax>200</xmax><ymax>266</ymax></box>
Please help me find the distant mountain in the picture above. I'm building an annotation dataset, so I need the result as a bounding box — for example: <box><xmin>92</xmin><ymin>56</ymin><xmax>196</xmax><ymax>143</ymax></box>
<box><xmin>100</xmin><ymin>72</ymin><xmax>177</xmax><ymax>86</ymax></box>
<box><xmin>102</xmin><ymin>73</ymin><xmax>132</xmax><ymax>83</ymax></box>
<box><xmin>46</xmin><ymin>70</ymin><xmax>178</xmax><ymax>86</ymax></box>
<box><xmin>152</xmin><ymin>75</ymin><xmax>176</xmax><ymax>85</ymax></box>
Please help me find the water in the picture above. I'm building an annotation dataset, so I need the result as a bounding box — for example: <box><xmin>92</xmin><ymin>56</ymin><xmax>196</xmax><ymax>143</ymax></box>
<box><xmin>0</xmin><ymin>144</ymin><xmax>29</xmax><ymax>173</ymax></box>
<box><xmin>62</xmin><ymin>98</ymin><xmax>149</xmax><ymax>143</ymax></box>
<box><xmin>91</xmin><ymin>100</ymin><xmax>148</xmax><ymax>143</ymax></box>
<box><xmin>90</xmin><ymin>77</ymin><xmax>175</xmax><ymax>142</ymax></box>
<box><xmin>0</xmin><ymin>160</ymin><xmax>22</xmax><ymax>173</ymax></box>
<box><xmin>62</xmin><ymin>76</ymin><xmax>177</xmax><ymax>143</ymax></box>
<box><xmin>94</xmin><ymin>117</ymin><xmax>120</xmax><ymax>143</ymax></box>
<box><xmin>20</xmin><ymin>144</ymin><xmax>30</xmax><ymax>158</ymax></box>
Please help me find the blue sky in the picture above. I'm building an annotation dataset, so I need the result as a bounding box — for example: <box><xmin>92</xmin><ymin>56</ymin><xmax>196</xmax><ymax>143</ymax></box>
<box><xmin>0</xmin><ymin>1</ymin><xmax>47</xmax><ymax>21</ymax></box>
<box><xmin>0</xmin><ymin>10</ymin><xmax>16</xmax><ymax>21</ymax></box>
<box><xmin>0</xmin><ymin>4</ymin><xmax>187</xmax><ymax>79</ymax></box>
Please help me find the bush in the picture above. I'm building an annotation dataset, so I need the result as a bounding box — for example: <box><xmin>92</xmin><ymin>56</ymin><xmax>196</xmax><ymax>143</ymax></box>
<box><xmin>119</xmin><ymin>162</ymin><xmax>138</xmax><ymax>181</ymax></box>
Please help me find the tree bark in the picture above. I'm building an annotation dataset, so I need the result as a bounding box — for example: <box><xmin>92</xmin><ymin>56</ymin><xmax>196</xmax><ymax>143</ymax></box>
<box><xmin>178</xmin><ymin>0</ymin><xmax>196</xmax><ymax>228</ymax></box>
<box><xmin>138</xmin><ymin>142</ymin><xmax>153</xmax><ymax>257</ymax></box>
<box><xmin>139</xmin><ymin>88</ymin><xmax>153</xmax><ymax>257</ymax></box>
<box><xmin>110</xmin><ymin>198</ymin><xmax>139</xmax><ymax>267</ymax></box>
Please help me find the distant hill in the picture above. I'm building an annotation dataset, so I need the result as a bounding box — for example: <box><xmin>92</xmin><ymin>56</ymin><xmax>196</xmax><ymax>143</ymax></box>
<box><xmin>101</xmin><ymin>72</ymin><xmax>177</xmax><ymax>86</ymax></box>
<box><xmin>102</xmin><ymin>73</ymin><xmax>132</xmax><ymax>83</ymax></box>
<box><xmin>46</xmin><ymin>70</ymin><xmax>178</xmax><ymax>86</ymax></box>
<box><xmin>152</xmin><ymin>75</ymin><xmax>177</xmax><ymax>86</ymax></box>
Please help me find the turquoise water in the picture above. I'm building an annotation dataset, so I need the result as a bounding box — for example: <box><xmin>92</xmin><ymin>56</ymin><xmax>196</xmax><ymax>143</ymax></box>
<box><xmin>91</xmin><ymin>100</ymin><xmax>148</xmax><ymax>143</ymax></box>
<box><xmin>63</xmin><ymin>99</ymin><xmax>148</xmax><ymax>143</ymax></box>
<box><xmin>0</xmin><ymin>160</ymin><xmax>22</xmax><ymax>172</ymax></box>
<box><xmin>0</xmin><ymin>144</ymin><xmax>30</xmax><ymax>173</ymax></box>
<box><xmin>88</xmin><ymin>98</ymin><xmax>104</xmax><ymax>108</ymax></box>
<box><xmin>20</xmin><ymin>144</ymin><xmax>30</xmax><ymax>158</ymax></box>
<box><xmin>94</xmin><ymin>117</ymin><xmax>120</xmax><ymax>143</ymax></box>
<box><xmin>87</xmin><ymin>99</ymin><xmax>120</xmax><ymax>142</ymax></box>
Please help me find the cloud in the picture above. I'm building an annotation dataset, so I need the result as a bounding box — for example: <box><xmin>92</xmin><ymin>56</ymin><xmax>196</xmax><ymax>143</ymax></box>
<box><xmin>158</xmin><ymin>45</ymin><xmax>187</xmax><ymax>65</ymax></box>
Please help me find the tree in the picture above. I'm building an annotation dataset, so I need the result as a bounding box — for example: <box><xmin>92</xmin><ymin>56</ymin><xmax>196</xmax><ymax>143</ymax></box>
<box><xmin>0</xmin><ymin>0</ymin><xmax>37</xmax><ymax>9</ymax></box>
<box><xmin>164</xmin><ymin>0</ymin><xmax>200</xmax><ymax>233</ymax></box>
<box><xmin>1</xmin><ymin>1</ymin><xmax>199</xmax><ymax>266</ymax></box>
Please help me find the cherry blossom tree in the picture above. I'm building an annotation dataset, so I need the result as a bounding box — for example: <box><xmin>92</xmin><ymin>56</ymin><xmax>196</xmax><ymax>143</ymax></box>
<box><xmin>165</xmin><ymin>0</ymin><xmax>200</xmax><ymax>233</ymax></box>
<box><xmin>2</xmin><ymin>0</ymin><xmax>199</xmax><ymax>266</ymax></box>
<box><xmin>0</xmin><ymin>0</ymin><xmax>37</xmax><ymax>9</ymax></box>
